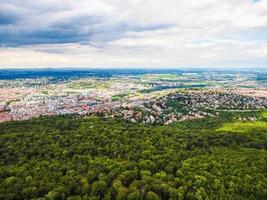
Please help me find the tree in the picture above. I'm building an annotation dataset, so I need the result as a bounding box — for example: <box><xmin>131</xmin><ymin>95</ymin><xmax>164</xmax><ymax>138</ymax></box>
<box><xmin>127</xmin><ymin>190</ymin><xmax>141</xmax><ymax>200</ymax></box>
<box><xmin>146</xmin><ymin>191</ymin><xmax>160</xmax><ymax>200</ymax></box>
<box><xmin>91</xmin><ymin>180</ymin><xmax>107</xmax><ymax>198</ymax></box>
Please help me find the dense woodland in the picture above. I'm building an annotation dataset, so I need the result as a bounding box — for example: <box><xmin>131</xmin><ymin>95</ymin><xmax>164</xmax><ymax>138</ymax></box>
<box><xmin>0</xmin><ymin>113</ymin><xmax>266</xmax><ymax>200</ymax></box>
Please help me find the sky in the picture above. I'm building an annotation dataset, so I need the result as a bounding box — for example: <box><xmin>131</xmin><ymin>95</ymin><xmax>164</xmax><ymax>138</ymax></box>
<box><xmin>0</xmin><ymin>0</ymin><xmax>267</xmax><ymax>68</ymax></box>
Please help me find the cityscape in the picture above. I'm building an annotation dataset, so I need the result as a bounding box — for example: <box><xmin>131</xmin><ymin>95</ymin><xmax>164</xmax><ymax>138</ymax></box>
<box><xmin>1</xmin><ymin>69</ymin><xmax>266</xmax><ymax>124</ymax></box>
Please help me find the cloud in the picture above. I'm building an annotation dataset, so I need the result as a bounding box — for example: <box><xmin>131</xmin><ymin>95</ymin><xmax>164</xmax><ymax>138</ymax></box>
<box><xmin>0</xmin><ymin>0</ymin><xmax>267</xmax><ymax>67</ymax></box>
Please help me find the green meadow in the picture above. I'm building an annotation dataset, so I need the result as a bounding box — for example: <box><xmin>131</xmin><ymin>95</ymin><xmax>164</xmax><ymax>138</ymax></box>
<box><xmin>261</xmin><ymin>110</ymin><xmax>267</xmax><ymax>118</ymax></box>
<box><xmin>217</xmin><ymin>121</ymin><xmax>267</xmax><ymax>134</ymax></box>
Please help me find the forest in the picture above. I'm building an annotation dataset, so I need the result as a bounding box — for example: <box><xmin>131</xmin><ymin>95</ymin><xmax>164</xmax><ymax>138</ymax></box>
<box><xmin>0</xmin><ymin>113</ymin><xmax>266</xmax><ymax>200</ymax></box>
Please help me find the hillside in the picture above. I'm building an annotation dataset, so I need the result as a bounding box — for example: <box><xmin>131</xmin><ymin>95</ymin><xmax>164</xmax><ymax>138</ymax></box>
<box><xmin>0</xmin><ymin>114</ymin><xmax>266</xmax><ymax>200</ymax></box>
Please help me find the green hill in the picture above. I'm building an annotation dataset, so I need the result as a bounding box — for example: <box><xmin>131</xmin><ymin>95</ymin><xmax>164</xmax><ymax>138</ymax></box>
<box><xmin>0</xmin><ymin>114</ymin><xmax>266</xmax><ymax>200</ymax></box>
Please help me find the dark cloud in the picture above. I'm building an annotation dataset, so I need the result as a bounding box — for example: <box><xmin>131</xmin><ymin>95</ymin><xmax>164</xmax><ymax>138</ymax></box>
<box><xmin>0</xmin><ymin>1</ymin><xmax>173</xmax><ymax>47</ymax></box>
<box><xmin>0</xmin><ymin>12</ymin><xmax>18</xmax><ymax>25</ymax></box>
<box><xmin>0</xmin><ymin>1</ymin><xmax>105</xmax><ymax>46</ymax></box>
<box><xmin>0</xmin><ymin>13</ymin><xmax>106</xmax><ymax>46</ymax></box>
<box><xmin>0</xmin><ymin>30</ymin><xmax>90</xmax><ymax>46</ymax></box>
<box><xmin>0</xmin><ymin>3</ymin><xmax>24</xmax><ymax>26</ymax></box>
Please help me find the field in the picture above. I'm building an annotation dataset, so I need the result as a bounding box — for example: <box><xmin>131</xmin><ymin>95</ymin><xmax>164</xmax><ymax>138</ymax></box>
<box><xmin>261</xmin><ymin>110</ymin><xmax>267</xmax><ymax>118</ymax></box>
<box><xmin>217</xmin><ymin>121</ymin><xmax>267</xmax><ymax>134</ymax></box>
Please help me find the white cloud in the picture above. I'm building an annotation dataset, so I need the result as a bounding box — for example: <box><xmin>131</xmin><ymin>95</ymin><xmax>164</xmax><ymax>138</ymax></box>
<box><xmin>0</xmin><ymin>0</ymin><xmax>267</xmax><ymax>68</ymax></box>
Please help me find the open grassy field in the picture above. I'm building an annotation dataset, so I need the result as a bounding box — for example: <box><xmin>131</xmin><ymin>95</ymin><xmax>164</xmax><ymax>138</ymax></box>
<box><xmin>261</xmin><ymin>110</ymin><xmax>267</xmax><ymax>118</ymax></box>
<box><xmin>217</xmin><ymin>121</ymin><xmax>267</xmax><ymax>134</ymax></box>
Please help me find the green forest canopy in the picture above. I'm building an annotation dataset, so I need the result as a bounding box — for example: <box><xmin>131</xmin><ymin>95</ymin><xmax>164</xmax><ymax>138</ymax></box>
<box><xmin>0</xmin><ymin>113</ymin><xmax>266</xmax><ymax>200</ymax></box>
